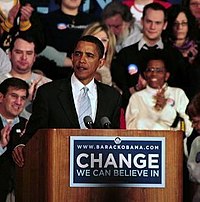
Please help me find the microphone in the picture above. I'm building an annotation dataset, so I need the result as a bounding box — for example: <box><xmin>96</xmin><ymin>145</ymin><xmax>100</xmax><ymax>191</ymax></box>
<box><xmin>83</xmin><ymin>116</ymin><xmax>94</xmax><ymax>129</ymax></box>
<box><xmin>100</xmin><ymin>117</ymin><xmax>111</xmax><ymax>129</ymax></box>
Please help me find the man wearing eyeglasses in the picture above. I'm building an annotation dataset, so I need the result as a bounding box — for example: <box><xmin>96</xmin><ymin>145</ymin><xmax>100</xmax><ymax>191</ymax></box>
<box><xmin>111</xmin><ymin>2</ymin><xmax>189</xmax><ymax>109</ymax></box>
<box><xmin>125</xmin><ymin>51</ymin><xmax>192</xmax><ymax>136</ymax></box>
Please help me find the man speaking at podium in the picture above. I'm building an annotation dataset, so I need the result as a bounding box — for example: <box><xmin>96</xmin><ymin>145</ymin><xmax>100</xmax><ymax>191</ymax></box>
<box><xmin>12</xmin><ymin>35</ymin><xmax>122</xmax><ymax>167</ymax></box>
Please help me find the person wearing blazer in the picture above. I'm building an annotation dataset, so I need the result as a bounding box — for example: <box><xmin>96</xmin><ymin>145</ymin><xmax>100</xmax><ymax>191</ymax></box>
<box><xmin>0</xmin><ymin>77</ymin><xmax>29</xmax><ymax>202</ymax></box>
<box><xmin>12</xmin><ymin>35</ymin><xmax>122</xmax><ymax>167</ymax></box>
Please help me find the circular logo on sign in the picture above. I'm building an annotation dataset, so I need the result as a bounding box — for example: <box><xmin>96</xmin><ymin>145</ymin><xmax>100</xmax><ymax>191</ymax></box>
<box><xmin>114</xmin><ymin>137</ymin><xmax>121</xmax><ymax>144</ymax></box>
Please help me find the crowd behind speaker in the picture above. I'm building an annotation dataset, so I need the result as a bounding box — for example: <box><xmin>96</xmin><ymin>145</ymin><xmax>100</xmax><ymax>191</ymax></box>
<box><xmin>26</xmin><ymin>0</ymin><xmax>182</xmax><ymax>16</ymax></box>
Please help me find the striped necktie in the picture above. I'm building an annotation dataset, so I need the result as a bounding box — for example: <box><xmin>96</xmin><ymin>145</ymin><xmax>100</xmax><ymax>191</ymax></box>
<box><xmin>78</xmin><ymin>87</ymin><xmax>92</xmax><ymax>129</ymax></box>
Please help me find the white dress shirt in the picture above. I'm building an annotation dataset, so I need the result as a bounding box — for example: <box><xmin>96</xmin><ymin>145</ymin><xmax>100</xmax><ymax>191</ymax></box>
<box><xmin>71</xmin><ymin>73</ymin><xmax>97</xmax><ymax>122</ymax></box>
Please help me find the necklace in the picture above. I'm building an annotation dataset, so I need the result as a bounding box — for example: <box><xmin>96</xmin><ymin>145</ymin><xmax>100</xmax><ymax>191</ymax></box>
<box><xmin>65</xmin><ymin>14</ymin><xmax>76</xmax><ymax>25</ymax></box>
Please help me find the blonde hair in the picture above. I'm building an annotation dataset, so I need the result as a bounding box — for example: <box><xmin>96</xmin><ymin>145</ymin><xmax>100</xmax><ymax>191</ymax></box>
<box><xmin>82</xmin><ymin>21</ymin><xmax>116</xmax><ymax>67</ymax></box>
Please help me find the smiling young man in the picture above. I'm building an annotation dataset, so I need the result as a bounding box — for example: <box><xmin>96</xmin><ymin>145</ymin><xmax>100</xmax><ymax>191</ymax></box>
<box><xmin>0</xmin><ymin>77</ymin><xmax>29</xmax><ymax>202</ymax></box>
<box><xmin>111</xmin><ymin>2</ymin><xmax>189</xmax><ymax>109</ymax></box>
<box><xmin>12</xmin><ymin>35</ymin><xmax>122</xmax><ymax>167</ymax></box>
<box><xmin>125</xmin><ymin>51</ymin><xmax>192</xmax><ymax>136</ymax></box>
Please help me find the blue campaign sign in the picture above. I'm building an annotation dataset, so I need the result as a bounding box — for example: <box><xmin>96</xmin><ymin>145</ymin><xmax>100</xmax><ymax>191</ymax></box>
<box><xmin>70</xmin><ymin>136</ymin><xmax>165</xmax><ymax>187</ymax></box>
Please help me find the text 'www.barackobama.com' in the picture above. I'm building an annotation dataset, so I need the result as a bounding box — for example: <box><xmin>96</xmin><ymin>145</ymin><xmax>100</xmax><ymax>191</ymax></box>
<box><xmin>76</xmin><ymin>144</ymin><xmax>160</xmax><ymax>150</ymax></box>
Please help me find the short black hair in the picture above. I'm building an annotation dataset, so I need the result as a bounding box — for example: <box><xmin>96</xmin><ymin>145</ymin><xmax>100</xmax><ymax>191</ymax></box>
<box><xmin>9</xmin><ymin>33</ymin><xmax>38</xmax><ymax>54</ymax></box>
<box><xmin>75</xmin><ymin>35</ymin><xmax>105</xmax><ymax>59</ymax></box>
<box><xmin>0</xmin><ymin>78</ymin><xmax>29</xmax><ymax>98</ymax></box>
<box><xmin>141</xmin><ymin>50</ymin><xmax>170</xmax><ymax>75</ymax></box>
<box><xmin>142</xmin><ymin>2</ymin><xmax>168</xmax><ymax>22</ymax></box>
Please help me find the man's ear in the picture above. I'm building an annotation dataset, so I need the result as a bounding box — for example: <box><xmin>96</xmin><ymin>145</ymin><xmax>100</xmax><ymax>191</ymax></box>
<box><xmin>143</xmin><ymin>71</ymin><xmax>147</xmax><ymax>80</ymax></box>
<box><xmin>8</xmin><ymin>51</ymin><xmax>11</xmax><ymax>60</ymax></box>
<box><xmin>165</xmin><ymin>72</ymin><xmax>170</xmax><ymax>81</ymax></box>
<box><xmin>0</xmin><ymin>92</ymin><xmax>4</xmax><ymax>103</ymax></box>
<box><xmin>141</xmin><ymin>17</ymin><xmax>144</xmax><ymax>28</ymax></box>
<box><xmin>163</xmin><ymin>21</ymin><xmax>168</xmax><ymax>30</ymax></box>
<box><xmin>33</xmin><ymin>54</ymin><xmax>37</xmax><ymax>63</ymax></box>
<box><xmin>71</xmin><ymin>53</ymin><xmax>75</xmax><ymax>67</ymax></box>
<box><xmin>98</xmin><ymin>58</ymin><xmax>105</xmax><ymax>69</ymax></box>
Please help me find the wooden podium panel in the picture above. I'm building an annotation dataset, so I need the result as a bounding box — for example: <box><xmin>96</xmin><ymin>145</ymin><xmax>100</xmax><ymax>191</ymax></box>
<box><xmin>16</xmin><ymin>129</ymin><xmax>183</xmax><ymax>202</ymax></box>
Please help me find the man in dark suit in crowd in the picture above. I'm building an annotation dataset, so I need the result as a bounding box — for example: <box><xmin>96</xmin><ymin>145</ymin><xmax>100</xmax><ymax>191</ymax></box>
<box><xmin>12</xmin><ymin>35</ymin><xmax>122</xmax><ymax>167</ymax></box>
<box><xmin>111</xmin><ymin>3</ymin><xmax>189</xmax><ymax>109</ymax></box>
<box><xmin>0</xmin><ymin>78</ymin><xmax>29</xmax><ymax>202</ymax></box>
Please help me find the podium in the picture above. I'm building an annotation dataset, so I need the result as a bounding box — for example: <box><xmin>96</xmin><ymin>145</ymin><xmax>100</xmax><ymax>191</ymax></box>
<box><xmin>16</xmin><ymin>129</ymin><xmax>183</xmax><ymax>202</ymax></box>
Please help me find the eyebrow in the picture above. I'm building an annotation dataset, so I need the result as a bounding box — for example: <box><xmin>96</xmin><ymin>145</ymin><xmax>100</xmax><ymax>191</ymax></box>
<box><xmin>74</xmin><ymin>50</ymin><xmax>95</xmax><ymax>57</ymax></box>
<box><xmin>14</xmin><ymin>49</ymin><xmax>34</xmax><ymax>53</ymax></box>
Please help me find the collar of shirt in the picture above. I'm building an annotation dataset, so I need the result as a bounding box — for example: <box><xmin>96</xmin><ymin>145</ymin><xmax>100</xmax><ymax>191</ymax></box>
<box><xmin>146</xmin><ymin>83</ymin><xmax>168</xmax><ymax>95</ymax></box>
<box><xmin>0</xmin><ymin>146</ymin><xmax>7</xmax><ymax>156</ymax></box>
<box><xmin>138</xmin><ymin>37</ymin><xmax>164</xmax><ymax>51</ymax></box>
<box><xmin>0</xmin><ymin>114</ymin><xmax>19</xmax><ymax>128</ymax></box>
<box><xmin>71</xmin><ymin>73</ymin><xmax>97</xmax><ymax>121</ymax></box>
<box><xmin>6</xmin><ymin>72</ymin><xmax>51</xmax><ymax>87</ymax></box>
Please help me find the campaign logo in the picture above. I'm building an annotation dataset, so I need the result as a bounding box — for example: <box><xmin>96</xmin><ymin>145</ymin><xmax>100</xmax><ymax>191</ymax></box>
<box><xmin>70</xmin><ymin>136</ymin><xmax>165</xmax><ymax>187</ymax></box>
<box><xmin>167</xmin><ymin>98</ymin><xmax>175</xmax><ymax>107</ymax></box>
<box><xmin>57</xmin><ymin>23</ymin><xmax>67</xmax><ymax>30</ymax></box>
<box><xmin>128</xmin><ymin>64</ymin><xmax>138</xmax><ymax>75</ymax></box>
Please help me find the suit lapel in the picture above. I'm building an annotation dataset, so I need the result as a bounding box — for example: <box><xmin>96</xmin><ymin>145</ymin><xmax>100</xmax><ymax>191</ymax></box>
<box><xmin>57</xmin><ymin>79</ymin><xmax>80</xmax><ymax>127</ymax></box>
<box><xmin>95</xmin><ymin>82</ymin><xmax>106</xmax><ymax>124</ymax></box>
<box><xmin>0</xmin><ymin>118</ymin><xmax>3</xmax><ymax>130</ymax></box>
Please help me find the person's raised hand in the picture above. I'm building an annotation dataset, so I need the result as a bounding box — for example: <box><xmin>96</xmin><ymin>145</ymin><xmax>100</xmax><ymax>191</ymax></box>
<box><xmin>20</xmin><ymin>3</ymin><xmax>34</xmax><ymax>22</ymax></box>
<box><xmin>7</xmin><ymin>2</ymin><xmax>21</xmax><ymax>25</ymax></box>
<box><xmin>0</xmin><ymin>124</ymin><xmax>12</xmax><ymax>148</ymax></box>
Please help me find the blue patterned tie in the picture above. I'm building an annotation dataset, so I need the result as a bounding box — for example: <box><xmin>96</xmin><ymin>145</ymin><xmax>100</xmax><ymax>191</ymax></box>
<box><xmin>78</xmin><ymin>87</ymin><xmax>92</xmax><ymax>129</ymax></box>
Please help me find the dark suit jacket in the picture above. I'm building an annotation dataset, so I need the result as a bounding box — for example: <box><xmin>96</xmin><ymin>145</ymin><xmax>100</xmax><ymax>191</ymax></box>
<box><xmin>0</xmin><ymin>117</ymin><xmax>27</xmax><ymax>201</ymax></box>
<box><xmin>19</xmin><ymin>77</ymin><xmax>122</xmax><ymax>145</ymax></box>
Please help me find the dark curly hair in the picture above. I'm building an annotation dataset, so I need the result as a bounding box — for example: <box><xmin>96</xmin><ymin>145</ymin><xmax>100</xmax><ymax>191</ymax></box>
<box><xmin>163</xmin><ymin>4</ymin><xmax>197</xmax><ymax>42</ymax></box>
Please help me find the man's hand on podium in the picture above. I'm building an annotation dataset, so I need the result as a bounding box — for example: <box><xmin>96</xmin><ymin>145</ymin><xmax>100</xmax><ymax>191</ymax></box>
<box><xmin>12</xmin><ymin>145</ymin><xmax>25</xmax><ymax>167</ymax></box>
